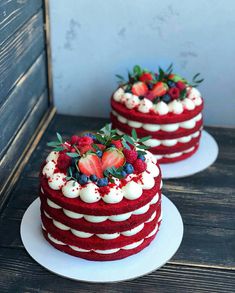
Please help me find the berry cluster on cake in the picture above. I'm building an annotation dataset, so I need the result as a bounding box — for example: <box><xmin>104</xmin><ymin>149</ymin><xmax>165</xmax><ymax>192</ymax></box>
<box><xmin>39</xmin><ymin>126</ymin><xmax>162</xmax><ymax>261</ymax></box>
<box><xmin>111</xmin><ymin>65</ymin><xmax>204</xmax><ymax>163</ymax></box>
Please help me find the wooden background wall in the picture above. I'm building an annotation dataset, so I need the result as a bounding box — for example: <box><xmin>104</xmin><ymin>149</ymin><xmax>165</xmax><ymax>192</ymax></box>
<box><xmin>0</xmin><ymin>0</ymin><xmax>52</xmax><ymax>201</ymax></box>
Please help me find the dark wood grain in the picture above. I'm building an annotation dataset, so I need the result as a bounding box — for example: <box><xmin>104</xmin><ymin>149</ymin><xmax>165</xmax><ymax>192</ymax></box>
<box><xmin>0</xmin><ymin>114</ymin><xmax>234</xmax><ymax>291</ymax></box>
<box><xmin>0</xmin><ymin>248</ymin><xmax>234</xmax><ymax>293</ymax></box>
<box><xmin>0</xmin><ymin>10</ymin><xmax>45</xmax><ymax>104</ymax></box>
<box><xmin>0</xmin><ymin>90</ymin><xmax>48</xmax><ymax>196</ymax></box>
<box><xmin>0</xmin><ymin>52</ymin><xmax>47</xmax><ymax>159</ymax></box>
<box><xmin>0</xmin><ymin>0</ymin><xmax>42</xmax><ymax>45</ymax></box>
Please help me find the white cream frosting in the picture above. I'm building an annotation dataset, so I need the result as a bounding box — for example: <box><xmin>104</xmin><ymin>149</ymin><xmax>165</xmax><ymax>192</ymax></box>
<box><xmin>152</xmin><ymin>101</ymin><xmax>169</xmax><ymax>115</ymax></box>
<box><xmin>138</xmin><ymin>98</ymin><xmax>153</xmax><ymax>113</ymax></box>
<box><xmin>42</xmin><ymin>161</ymin><xmax>56</xmax><ymax>178</ymax></box>
<box><xmin>138</xmin><ymin>171</ymin><xmax>155</xmax><ymax>189</ymax></box>
<box><xmin>113</xmin><ymin>111</ymin><xmax>202</xmax><ymax>133</ymax></box>
<box><xmin>48</xmin><ymin>173</ymin><xmax>66</xmax><ymax>190</ymax></box>
<box><xmin>46</xmin><ymin>151</ymin><xmax>59</xmax><ymax>163</ymax></box>
<box><xmin>44</xmin><ymin>193</ymin><xmax>160</xmax><ymax>223</ymax></box>
<box><xmin>62</xmin><ymin>180</ymin><xmax>81</xmax><ymax>198</ymax></box>
<box><xmin>112</xmin><ymin>87</ymin><xmax>202</xmax><ymax>114</ymax></box>
<box><xmin>122</xmin><ymin>181</ymin><xmax>143</xmax><ymax>200</ymax></box>
<box><xmin>79</xmin><ymin>183</ymin><xmax>101</xmax><ymax>203</ymax></box>
<box><xmin>102</xmin><ymin>186</ymin><xmax>124</xmax><ymax>204</ymax></box>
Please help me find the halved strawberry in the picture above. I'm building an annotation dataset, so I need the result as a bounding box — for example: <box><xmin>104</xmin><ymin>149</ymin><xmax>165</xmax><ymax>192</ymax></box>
<box><xmin>139</xmin><ymin>72</ymin><xmax>153</xmax><ymax>83</ymax></box>
<box><xmin>131</xmin><ymin>82</ymin><xmax>148</xmax><ymax>96</ymax></box>
<box><xmin>146</xmin><ymin>81</ymin><xmax>168</xmax><ymax>100</ymax></box>
<box><xmin>101</xmin><ymin>148</ymin><xmax>125</xmax><ymax>171</ymax></box>
<box><xmin>78</xmin><ymin>153</ymin><xmax>103</xmax><ymax>178</ymax></box>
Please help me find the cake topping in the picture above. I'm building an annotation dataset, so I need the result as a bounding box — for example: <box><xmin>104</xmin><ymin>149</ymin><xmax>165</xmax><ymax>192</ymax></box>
<box><xmin>114</xmin><ymin>64</ymin><xmax>204</xmax><ymax>114</ymax></box>
<box><xmin>46</xmin><ymin>126</ymin><xmax>152</xmax><ymax>192</ymax></box>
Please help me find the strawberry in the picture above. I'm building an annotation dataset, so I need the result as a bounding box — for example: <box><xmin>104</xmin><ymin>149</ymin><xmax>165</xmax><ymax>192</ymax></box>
<box><xmin>146</xmin><ymin>82</ymin><xmax>168</xmax><ymax>100</ymax></box>
<box><xmin>95</xmin><ymin>144</ymin><xmax>106</xmax><ymax>151</ymax></box>
<box><xmin>139</xmin><ymin>72</ymin><xmax>153</xmax><ymax>83</ymax></box>
<box><xmin>101</xmin><ymin>148</ymin><xmax>125</xmax><ymax>171</ymax></box>
<box><xmin>78</xmin><ymin>153</ymin><xmax>103</xmax><ymax>178</ymax></box>
<box><xmin>131</xmin><ymin>82</ymin><xmax>148</xmax><ymax>96</ymax></box>
<box><xmin>111</xmin><ymin>139</ymin><xmax>123</xmax><ymax>149</ymax></box>
<box><xmin>168</xmin><ymin>74</ymin><xmax>183</xmax><ymax>82</ymax></box>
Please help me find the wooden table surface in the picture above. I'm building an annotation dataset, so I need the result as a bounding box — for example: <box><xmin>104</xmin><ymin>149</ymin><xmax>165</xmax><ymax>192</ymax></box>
<box><xmin>0</xmin><ymin>114</ymin><xmax>234</xmax><ymax>293</ymax></box>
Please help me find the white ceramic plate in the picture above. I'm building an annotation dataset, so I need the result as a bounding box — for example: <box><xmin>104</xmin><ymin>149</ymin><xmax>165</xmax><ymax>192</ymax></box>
<box><xmin>21</xmin><ymin>195</ymin><xmax>183</xmax><ymax>283</ymax></box>
<box><xmin>159</xmin><ymin>130</ymin><xmax>219</xmax><ymax>179</ymax></box>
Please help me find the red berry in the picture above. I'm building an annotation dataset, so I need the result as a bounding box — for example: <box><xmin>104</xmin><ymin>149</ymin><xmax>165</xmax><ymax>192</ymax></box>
<box><xmin>70</xmin><ymin>135</ymin><xmax>79</xmax><ymax>145</ymax></box>
<box><xmin>176</xmin><ymin>81</ymin><xmax>186</xmax><ymax>90</ymax></box>
<box><xmin>146</xmin><ymin>82</ymin><xmax>168</xmax><ymax>100</ymax></box>
<box><xmin>77</xmin><ymin>136</ymin><xmax>93</xmax><ymax>147</ymax></box>
<box><xmin>111</xmin><ymin>139</ymin><xmax>123</xmax><ymax>149</ymax></box>
<box><xmin>168</xmin><ymin>87</ymin><xmax>180</xmax><ymax>99</ymax></box>
<box><xmin>133</xmin><ymin>159</ymin><xmax>147</xmax><ymax>173</ymax></box>
<box><xmin>99</xmin><ymin>186</ymin><xmax>110</xmax><ymax>196</ymax></box>
<box><xmin>139</xmin><ymin>72</ymin><xmax>153</xmax><ymax>83</ymax></box>
<box><xmin>79</xmin><ymin>145</ymin><xmax>95</xmax><ymax>155</ymax></box>
<box><xmin>78</xmin><ymin>153</ymin><xmax>103</xmax><ymax>178</ymax></box>
<box><xmin>96</xmin><ymin>144</ymin><xmax>106</xmax><ymax>151</ymax></box>
<box><xmin>131</xmin><ymin>82</ymin><xmax>148</xmax><ymax>96</ymax></box>
<box><xmin>102</xmin><ymin>148</ymin><xmax>125</xmax><ymax>171</ymax></box>
<box><xmin>123</xmin><ymin>149</ymin><xmax>138</xmax><ymax>164</ymax></box>
<box><xmin>57</xmin><ymin>153</ymin><xmax>71</xmax><ymax>170</ymax></box>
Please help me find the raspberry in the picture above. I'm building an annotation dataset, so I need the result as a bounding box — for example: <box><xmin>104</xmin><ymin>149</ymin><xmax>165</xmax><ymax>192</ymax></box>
<box><xmin>111</xmin><ymin>139</ymin><xmax>123</xmax><ymax>149</ymax></box>
<box><xmin>168</xmin><ymin>87</ymin><xmax>180</xmax><ymax>99</ymax></box>
<box><xmin>77</xmin><ymin>136</ymin><xmax>93</xmax><ymax>147</ymax></box>
<box><xmin>70</xmin><ymin>135</ymin><xmax>79</xmax><ymax>145</ymax></box>
<box><xmin>123</xmin><ymin>149</ymin><xmax>138</xmax><ymax>163</ymax></box>
<box><xmin>176</xmin><ymin>81</ymin><xmax>186</xmax><ymax>91</ymax></box>
<box><xmin>133</xmin><ymin>159</ymin><xmax>147</xmax><ymax>173</ymax></box>
<box><xmin>57</xmin><ymin>153</ymin><xmax>71</xmax><ymax>170</ymax></box>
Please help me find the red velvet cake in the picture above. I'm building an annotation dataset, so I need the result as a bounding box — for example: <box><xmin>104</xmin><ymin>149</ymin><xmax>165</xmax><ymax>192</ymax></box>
<box><xmin>39</xmin><ymin>126</ymin><xmax>162</xmax><ymax>261</ymax></box>
<box><xmin>111</xmin><ymin>65</ymin><xmax>204</xmax><ymax>163</ymax></box>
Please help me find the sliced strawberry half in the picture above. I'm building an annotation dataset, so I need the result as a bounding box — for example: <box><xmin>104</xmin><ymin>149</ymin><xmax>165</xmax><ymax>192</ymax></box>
<box><xmin>78</xmin><ymin>153</ymin><xmax>103</xmax><ymax>178</ymax></box>
<box><xmin>101</xmin><ymin>148</ymin><xmax>125</xmax><ymax>171</ymax></box>
<box><xmin>146</xmin><ymin>81</ymin><xmax>168</xmax><ymax>100</ymax></box>
<box><xmin>131</xmin><ymin>82</ymin><xmax>148</xmax><ymax>96</ymax></box>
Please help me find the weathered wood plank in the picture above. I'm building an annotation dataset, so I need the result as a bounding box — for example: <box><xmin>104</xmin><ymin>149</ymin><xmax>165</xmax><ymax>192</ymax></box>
<box><xmin>0</xmin><ymin>248</ymin><xmax>234</xmax><ymax>293</ymax></box>
<box><xmin>0</xmin><ymin>52</ymin><xmax>47</xmax><ymax>159</ymax></box>
<box><xmin>0</xmin><ymin>90</ymin><xmax>48</xmax><ymax>196</ymax></box>
<box><xmin>0</xmin><ymin>10</ymin><xmax>45</xmax><ymax>104</ymax></box>
<box><xmin>0</xmin><ymin>0</ymin><xmax>42</xmax><ymax>45</ymax></box>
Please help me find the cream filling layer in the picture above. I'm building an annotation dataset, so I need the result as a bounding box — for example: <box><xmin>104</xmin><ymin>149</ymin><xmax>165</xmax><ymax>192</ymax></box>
<box><xmin>43</xmin><ymin>217</ymin><xmax>161</xmax><ymax>254</ymax></box>
<box><xmin>45</xmin><ymin>192</ymin><xmax>160</xmax><ymax>223</ymax></box>
<box><xmin>43</xmin><ymin>206</ymin><xmax>161</xmax><ymax>240</ymax></box>
<box><xmin>112</xmin><ymin>110</ymin><xmax>202</xmax><ymax>132</ymax></box>
<box><xmin>154</xmin><ymin>146</ymin><xmax>196</xmax><ymax>159</ymax></box>
<box><xmin>117</xmin><ymin>128</ymin><xmax>200</xmax><ymax>148</ymax></box>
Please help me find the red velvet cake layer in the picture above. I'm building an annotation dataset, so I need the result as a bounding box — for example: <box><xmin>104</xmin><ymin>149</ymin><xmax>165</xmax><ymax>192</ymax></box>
<box><xmin>111</xmin><ymin>98</ymin><xmax>203</xmax><ymax>124</ymax></box>
<box><xmin>40</xmin><ymin>198</ymin><xmax>161</xmax><ymax>234</ymax></box>
<box><xmin>111</xmin><ymin>113</ymin><xmax>203</xmax><ymax>139</ymax></box>
<box><xmin>43</xmin><ymin>227</ymin><xmax>159</xmax><ymax>261</ymax></box>
<box><xmin>41</xmin><ymin>211</ymin><xmax>160</xmax><ymax>250</ymax></box>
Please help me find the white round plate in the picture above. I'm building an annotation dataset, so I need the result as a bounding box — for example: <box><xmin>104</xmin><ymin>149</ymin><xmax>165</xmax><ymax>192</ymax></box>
<box><xmin>21</xmin><ymin>195</ymin><xmax>183</xmax><ymax>283</ymax></box>
<box><xmin>159</xmin><ymin>130</ymin><xmax>219</xmax><ymax>179</ymax></box>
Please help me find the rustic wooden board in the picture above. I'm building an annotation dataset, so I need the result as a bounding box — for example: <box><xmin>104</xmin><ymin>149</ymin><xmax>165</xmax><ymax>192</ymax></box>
<box><xmin>0</xmin><ymin>90</ymin><xmax>48</xmax><ymax>194</ymax></box>
<box><xmin>0</xmin><ymin>0</ymin><xmax>42</xmax><ymax>45</ymax></box>
<box><xmin>0</xmin><ymin>52</ymin><xmax>47</xmax><ymax>159</ymax></box>
<box><xmin>0</xmin><ymin>248</ymin><xmax>234</xmax><ymax>293</ymax></box>
<box><xmin>0</xmin><ymin>10</ymin><xmax>45</xmax><ymax>104</ymax></box>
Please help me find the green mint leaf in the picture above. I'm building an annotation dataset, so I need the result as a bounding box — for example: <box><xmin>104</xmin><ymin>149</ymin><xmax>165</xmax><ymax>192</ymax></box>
<box><xmin>137</xmin><ymin>150</ymin><xmax>147</xmax><ymax>156</ymax></box>
<box><xmin>66</xmin><ymin>152</ymin><xmax>80</xmax><ymax>158</ymax></box>
<box><xmin>131</xmin><ymin>129</ymin><xmax>137</xmax><ymax>140</ymax></box>
<box><xmin>137</xmin><ymin>144</ymin><xmax>149</xmax><ymax>150</ymax></box>
<box><xmin>96</xmin><ymin>134</ymin><xmax>106</xmax><ymax>144</ymax></box>
<box><xmin>192</xmin><ymin>73</ymin><xmax>200</xmax><ymax>82</ymax></box>
<box><xmin>56</xmin><ymin>132</ymin><xmax>63</xmax><ymax>143</ymax></box>
<box><xmin>47</xmin><ymin>141</ymin><xmax>60</xmax><ymax>147</ymax></box>
<box><xmin>53</xmin><ymin>146</ymin><xmax>65</xmax><ymax>151</ymax></box>
<box><xmin>166</xmin><ymin>63</ymin><xmax>173</xmax><ymax>73</ymax></box>
<box><xmin>139</xmin><ymin>136</ymin><xmax>152</xmax><ymax>142</ymax></box>
<box><xmin>133</xmin><ymin>65</ymin><xmax>142</xmax><ymax>76</ymax></box>
<box><xmin>115</xmin><ymin>74</ymin><xmax>125</xmax><ymax>81</ymax></box>
<box><xmin>121</xmin><ymin>138</ymin><xmax>130</xmax><ymax>150</ymax></box>
<box><xmin>123</xmin><ymin>135</ymin><xmax>135</xmax><ymax>145</ymax></box>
